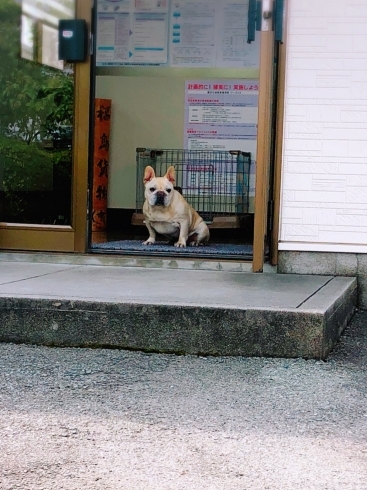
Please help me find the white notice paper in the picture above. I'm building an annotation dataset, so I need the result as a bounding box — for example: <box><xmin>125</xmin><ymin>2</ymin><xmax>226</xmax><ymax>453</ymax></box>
<box><xmin>96</xmin><ymin>0</ymin><xmax>169</xmax><ymax>65</ymax></box>
<box><xmin>169</xmin><ymin>1</ymin><xmax>215</xmax><ymax>68</ymax></box>
<box><xmin>184</xmin><ymin>79</ymin><xmax>258</xmax><ymax>153</ymax></box>
<box><xmin>184</xmin><ymin>80</ymin><xmax>259</xmax><ymax>196</ymax></box>
<box><xmin>169</xmin><ymin>0</ymin><xmax>260</xmax><ymax>69</ymax></box>
<box><xmin>215</xmin><ymin>0</ymin><xmax>260</xmax><ymax>68</ymax></box>
<box><xmin>97</xmin><ymin>0</ymin><xmax>260</xmax><ymax>68</ymax></box>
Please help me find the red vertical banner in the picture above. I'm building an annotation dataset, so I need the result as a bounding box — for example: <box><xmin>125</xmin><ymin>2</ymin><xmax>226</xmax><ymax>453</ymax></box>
<box><xmin>92</xmin><ymin>98</ymin><xmax>111</xmax><ymax>231</ymax></box>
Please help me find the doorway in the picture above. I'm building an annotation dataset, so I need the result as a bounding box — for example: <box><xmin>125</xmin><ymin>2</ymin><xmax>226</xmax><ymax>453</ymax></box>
<box><xmin>88</xmin><ymin>0</ymin><xmax>279</xmax><ymax>266</ymax></box>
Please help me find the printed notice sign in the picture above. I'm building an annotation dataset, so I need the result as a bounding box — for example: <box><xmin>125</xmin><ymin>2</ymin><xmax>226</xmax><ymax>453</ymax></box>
<box><xmin>169</xmin><ymin>0</ymin><xmax>259</xmax><ymax>68</ymax></box>
<box><xmin>184</xmin><ymin>79</ymin><xmax>258</xmax><ymax>196</ymax></box>
<box><xmin>96</xmin><ymin>0</ymin><xmax>260</xmax><ymax>68</ymax></box>
<box><xmin>169</xmin><ymin>1</ymin><xmax>215</xmax><ymax>68</ymax></box>
<box><xmin>96</xmin><ymin>0</ymin><xmax>169</xmax><ymax>66</ymax></box>
<box><xmin>215</xmin><ymin>0</ymin><xmax>260</xmax><ymax>69</ymax></box>
<box><xmin>184</xmin><ymin>79</ymin><xmax>258</xmax><ymax>152</ymax></box>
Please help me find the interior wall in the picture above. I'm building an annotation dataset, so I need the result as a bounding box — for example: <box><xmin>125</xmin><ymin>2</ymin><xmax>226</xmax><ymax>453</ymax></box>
<box><xmin>96</xmin><ymin>75</ymin><xmax>184</xmax><ymax>209</ymax></box>
<box><xmin>96</xmin><ymin>68</ymin><xmax>259</xmax><ymax>210</ymax></box>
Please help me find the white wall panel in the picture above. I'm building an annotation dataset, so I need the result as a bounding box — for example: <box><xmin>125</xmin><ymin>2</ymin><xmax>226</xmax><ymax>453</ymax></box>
<box><xmin>279</xmin><ymin>0</ymin><xmax>367</xmax><ymax>250</ymax></box>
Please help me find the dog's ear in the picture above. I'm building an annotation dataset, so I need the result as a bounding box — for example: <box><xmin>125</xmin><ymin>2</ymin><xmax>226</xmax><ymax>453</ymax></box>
<box><xmin>165</xmin><ymin>166</ymin><xmax>176</xmax><ymax>184</ymax></box>
<box><xmin>143</xmin><ymin>166</ymin><xmax>155</xmax><ymax>184</ymax></box>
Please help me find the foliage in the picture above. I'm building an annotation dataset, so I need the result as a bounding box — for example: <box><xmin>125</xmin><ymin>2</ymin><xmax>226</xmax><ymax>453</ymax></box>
<box><xmin>0</xmin><ymin>0</ymin><xmax>74</xmax><ymax>143</ymax></box>
<box><xmin>0</xmin><ymin>0</ymin><xmax>74</xmax><ymax>223</ymax></box>
<box><xmin>0</xmin><ymin>136</ymin><xmax>72</xmax><ymax>223</ymax></box>
<box><xmin>0</xmin><ymin>0</ymin><xmax>20</xmax><ymax>134</ymax></box>
<box><xmin>0</xmin><ymin>136</ymin><xmax>53</xmax><ymax>192</ymax></box>
<box><xmin>37</xmin><ymin>77</ymin><xmax>74</xmax><ymax>137</ymax></box>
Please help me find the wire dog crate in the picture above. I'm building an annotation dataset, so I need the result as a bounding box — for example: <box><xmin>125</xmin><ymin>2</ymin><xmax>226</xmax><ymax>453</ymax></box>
<box><xmin>134</xmin><ymin>148</ymin><xmax>251</xmax><ymax>227</ymax></box>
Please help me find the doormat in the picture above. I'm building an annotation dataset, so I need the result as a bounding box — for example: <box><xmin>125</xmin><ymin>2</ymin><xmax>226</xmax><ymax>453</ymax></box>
<box><xmin>91</xmin><ymin>240</ymin><xmax>253</xmax><ymax>258</ymax></box>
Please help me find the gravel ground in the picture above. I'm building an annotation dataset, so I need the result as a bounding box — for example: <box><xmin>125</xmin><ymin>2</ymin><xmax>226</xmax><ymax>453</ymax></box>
<box><xmin>1</xmin><ymin>311</ymin><xmax>367</xmax><ymax>490</ymax></box>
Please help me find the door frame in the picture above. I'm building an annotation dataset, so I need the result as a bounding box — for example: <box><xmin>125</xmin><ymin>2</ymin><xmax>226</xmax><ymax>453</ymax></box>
<box><xmin>270</xmin><ymin>3</ymin><xmax>288</xmax><ymax>266</ymax></box>
<box><xmin>252</xmin><ymin>30</ymin><xmax>275</xmax><ymax>271</ymax></box>
<box><xmin>0</xmin><ymin>0</ymin><xmax>91</xmax><ymax>253</ymax></box>
<box><xmin>253</xmin><ymin>0</ymin><xmax>287</xmax><ymax>271</ymax></box>
<box><xmin>85</xmin><ymin>5</ymin><xmax>282</xmax><ymax>269</ymax></box>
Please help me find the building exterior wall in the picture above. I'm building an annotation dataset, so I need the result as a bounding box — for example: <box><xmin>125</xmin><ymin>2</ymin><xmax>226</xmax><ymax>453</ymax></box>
<box><xmin>279</xmin><ymin>0</ymin><xmax>367</xmax><ymax>254</ymax></box>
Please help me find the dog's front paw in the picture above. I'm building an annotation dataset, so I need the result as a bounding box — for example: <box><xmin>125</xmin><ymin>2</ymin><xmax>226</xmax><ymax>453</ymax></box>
<box><xmin>174</xmin><ymin>239</ymin><xmax>186</xmax><ymax>248</ymax></box>
<box><xmin>143</xmin><ymin>238</ymin><xmax>155</xmax><ymax>245</ymax></box>
<box><xmin>189</xmin><ymin>241</ymin><xmax>199</xmax><ymax>247</ymax></box>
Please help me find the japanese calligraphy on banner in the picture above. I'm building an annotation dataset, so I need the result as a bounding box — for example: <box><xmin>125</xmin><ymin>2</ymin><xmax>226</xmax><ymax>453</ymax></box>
<box><xmin>184</xmin><ymin>79</ymin><xmax>258</xmax><ymax>196</ymax></box>
<box><xmin>96</xmin><ymin>0</ymin><xmax>259</xmax><ymax>68</ymax></box>
<box><xmin>92</xmin><ymin>98</ymin><xmax>111</xmax><ymax>231</ymax></box>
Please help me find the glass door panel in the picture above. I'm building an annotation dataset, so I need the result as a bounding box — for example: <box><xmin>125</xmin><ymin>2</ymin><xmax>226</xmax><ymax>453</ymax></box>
<box><xmin>0</xmin><ymin>0</ymin><xmax>75</xmax><ymax>226</ymax></box>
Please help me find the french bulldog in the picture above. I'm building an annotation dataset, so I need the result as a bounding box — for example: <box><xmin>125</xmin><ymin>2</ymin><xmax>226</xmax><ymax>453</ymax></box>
<box><xmin>142</xmin><ymin>165</ymin><xmax>210</xmax><ymax>247</ymax></box>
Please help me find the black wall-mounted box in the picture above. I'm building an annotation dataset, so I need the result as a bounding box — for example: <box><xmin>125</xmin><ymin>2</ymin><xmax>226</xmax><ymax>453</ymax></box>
<box><xmin>58</xmin><ymin>19</ymin><xmax>87</xmax><ymax>62</ymax></box>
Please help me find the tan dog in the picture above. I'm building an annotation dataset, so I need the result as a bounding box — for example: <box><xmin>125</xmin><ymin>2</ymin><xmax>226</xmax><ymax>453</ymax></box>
<box><xmin>142</xmin><ymin>165</ymin><xmax>210</xmax><ymax>247</ymax></box>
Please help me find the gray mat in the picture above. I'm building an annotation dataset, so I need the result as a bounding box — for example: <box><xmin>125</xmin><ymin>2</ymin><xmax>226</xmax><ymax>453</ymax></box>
<box><xmin>92</xmin><ymin>240</ymin><xmax>253</xmax><ymax>257</ymax></box>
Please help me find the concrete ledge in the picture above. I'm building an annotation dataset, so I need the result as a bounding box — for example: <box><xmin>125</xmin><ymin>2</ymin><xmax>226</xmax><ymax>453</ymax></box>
<box><xmin>0</xmin><ymin>276</ymin><xmax>357</xmax><ymax>359</ymax></box>
<box><xmin>0</xmin><ymin>251</ymin><xmax>262</xmax><ymax>273</ymax></box>
<box><xmin>278</xmin><ymin>250</ymin><xmax>367</xmax><ymax>308</ymax></box>
<box><xmin>0</xmin><ymin>258</ymin><xmax>357</xmax><ymax>359</ymax></box>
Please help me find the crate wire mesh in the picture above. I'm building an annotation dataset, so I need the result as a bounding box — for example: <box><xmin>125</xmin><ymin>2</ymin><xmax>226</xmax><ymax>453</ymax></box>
<box><xmin>135</xmin><ymin>148</ymin><xmax>251</xmax><ymax>223</ymax></box>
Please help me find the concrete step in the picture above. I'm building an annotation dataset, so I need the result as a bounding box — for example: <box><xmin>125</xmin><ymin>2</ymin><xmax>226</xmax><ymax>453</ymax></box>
<box><xmin>0</xmin><ymin>255</ymin><xmax>357</xmax><ymax>360</ymax></box>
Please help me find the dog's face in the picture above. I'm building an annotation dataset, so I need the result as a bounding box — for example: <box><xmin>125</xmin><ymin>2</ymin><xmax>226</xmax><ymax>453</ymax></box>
<box><xmin>143</xmin><ymin>165</ymin><xmax>175</xmax><ymax>207</ymax></box>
